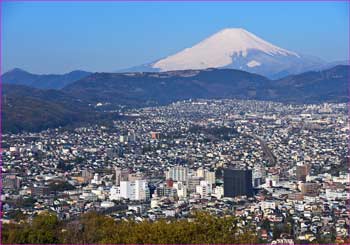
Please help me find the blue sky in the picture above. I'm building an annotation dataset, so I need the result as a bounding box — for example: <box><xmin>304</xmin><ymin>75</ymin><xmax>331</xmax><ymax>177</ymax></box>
<box><xmin>2</xmin><ymin>1</ymin><xmax>349</xmax><ymax>74</ymax></box>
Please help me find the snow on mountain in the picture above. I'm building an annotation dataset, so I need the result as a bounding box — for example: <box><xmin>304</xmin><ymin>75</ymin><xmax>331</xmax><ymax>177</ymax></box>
<box><xmin>246</xmin><ymin>60</ymin><xmax>261</xmax><ymax>68</ymax></box>
<box><xmin>153</xmin><ymin>28</ymin><xmax>299</xmax><ymax>71</ymax></box>
<box><xmin>123</xmin><ymin>28</ymin><xmax>326</xmax><ymax>78</ymax></box>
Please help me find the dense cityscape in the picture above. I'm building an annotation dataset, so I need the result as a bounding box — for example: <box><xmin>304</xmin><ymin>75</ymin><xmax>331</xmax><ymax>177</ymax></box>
<box><xmin>2</xmin><ymin>99</ymin><xmax>349</xmax><ymax>244</ymax></box>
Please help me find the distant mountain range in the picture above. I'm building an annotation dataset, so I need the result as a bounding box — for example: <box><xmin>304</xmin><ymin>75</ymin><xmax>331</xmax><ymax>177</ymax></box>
<box><xmin>2</xmin><ymin>68</ymin><xmax>91</xmax><ymax>89</ymax></box>
<box><xmin>2</xmin><ymin>28</ymin><xmax>347</xmax><ymax>89</ymax></box>
<box><xmin>2</xmin><ymin>27</ymin><xmax>348</xmax><ymax>133</ymax></box>
<box><xmin>121</xmin><ymin>28</ymin><xmax>347</xmax><ymax>79</ymax></box>
<box><xmin>64</xmin><ymin>65</ymin><xmax>349</xmax><ymax>105</ymax></box>
<box><xmin>2</xmin><ymin>65</ymin><xmax>349</xmax><ymax>133</ymax></box>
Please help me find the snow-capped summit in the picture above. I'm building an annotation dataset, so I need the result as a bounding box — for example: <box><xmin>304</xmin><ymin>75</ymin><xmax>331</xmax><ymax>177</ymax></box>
<box><xmin>153</xmin><ymin>28</ymin><xmax>299</xmax><ymax>71</ymax></box>
<box><xmin>123</xmin><ymin>28</ymin><xmax>324</xmax><ymax>78</ymax></box>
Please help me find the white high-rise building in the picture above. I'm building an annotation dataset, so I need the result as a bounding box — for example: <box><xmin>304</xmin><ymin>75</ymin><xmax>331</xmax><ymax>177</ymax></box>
<box><xmin>197</xmin><ymin>167</ymin><xmax>205</xmax><ymax>178</ymax></box>
<box><xmin>212</xmin><ymin>186</ymin><xmax>224</xmax><ymax>199</ymax></box>
<box><xmin>173</xmin><ymin>181</ymin><xmax>187</xmax><ymax>198</ymax></box>
<box><xmin>115</xmin><ymin>179</ymin><xmax>150</xmax><ymax>201</ymax></box>
<box><xmin>120</xmin><ymin>181</ymin><xmax>136</xmax><ymax>200</ymax></box>
<box><xmin>196</xmin><ymin>167</ymin><xmax>216</xmax><ymax>185</ymax></box>
<box><xmin>166</xmin><ymin>166</ymin><xmax>189</xmax><ymax>182</ymax></box>
<box><xmin>135</xmin><ymin>179</ymin><xmax>149</xmax><ymax>200</ymax></box>
<box><xmin>204</xmin><ymin>171</ymin><xmax>216</xmax><ymax>185</ymax></box>
<box><xmin>196</xmin><ymin>180</ymin><xmax>212</xmax><ymax>197</ymax></box>
<box><xmin>110</xmin><ymin>185</ymin><xmax>121</xmax><ymax>200</ymax></box>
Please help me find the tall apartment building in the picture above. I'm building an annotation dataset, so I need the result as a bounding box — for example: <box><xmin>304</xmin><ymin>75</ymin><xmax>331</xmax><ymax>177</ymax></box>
<box><xmin>223</xmin><ymin>168</ymin><xmax>253</xmax><ymax>197</ymax></box>
<box><xmin>173</xmin><ymin>181</ymin><xmax>187</xmax><ymax>198</ymax></box>
<box><xmin>196</xmin><ymin>180</ymin><xmax>212</xmax><ymax>197</ymax></box>
<box><xmin>110</xmin><ymin>179</ymin><xmax>150</xmax><ymax>201</ymax></box>
<box><xmin>196</xmin><ymin>167</ymin><xmax>216</xmax><ymax>185</ymax></box>
<box><xmin>165</xmin><ymin>166</ymin><xmax>189</xmax><ymax>182</ymax></box>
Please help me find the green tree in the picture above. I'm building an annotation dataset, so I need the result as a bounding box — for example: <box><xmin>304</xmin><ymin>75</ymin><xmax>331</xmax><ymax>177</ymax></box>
<box><xmin>3</xmin><ymin>212</ymin><xmax>60</xmax><ymax>244</ymax></box>
<box><xmin>4</xmin><ymin>211</ymin><xmax>258</xmax><ymax>244</ymax></box>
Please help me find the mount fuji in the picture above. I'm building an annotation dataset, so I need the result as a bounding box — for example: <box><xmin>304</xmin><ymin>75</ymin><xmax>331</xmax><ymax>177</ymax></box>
<box><xmin>124</xmin><ymin>28</ymin><xmax>326</xmax><ymax>78</ymax></box>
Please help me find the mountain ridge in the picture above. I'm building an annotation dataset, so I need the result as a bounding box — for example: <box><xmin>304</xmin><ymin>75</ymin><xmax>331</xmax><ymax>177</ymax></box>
<box><xmin>64</xmin><ymin>65</ymin><xmax>349</xmax><ymax>105</ymax></box>
<box><xmin>122</xmin><ymin>28</ymin><xmax>327</xmax><ymax>78</ymax></box>
<box><xmin>3</xmin><ymin>65</ymin><xmax>348</xmax><ymax>133</ymax></box>
<box><xmin>2</xmin><ymin>68</ymin><xmax>92</xmax><ymax>89</ymax></box>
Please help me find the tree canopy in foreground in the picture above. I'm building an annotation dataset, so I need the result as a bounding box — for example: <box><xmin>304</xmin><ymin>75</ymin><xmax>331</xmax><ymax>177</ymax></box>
<box><xmin>2</xmin><ymin>211</ymin><xmax>258</xmax><ymax>244</ymax></box>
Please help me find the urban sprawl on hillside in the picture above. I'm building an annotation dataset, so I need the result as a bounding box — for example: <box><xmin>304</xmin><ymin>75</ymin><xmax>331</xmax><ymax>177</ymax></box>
<box><xmin>2</xmin><ymin>99</ymin><xmax>349</xmax><ymax>244</ymax></box>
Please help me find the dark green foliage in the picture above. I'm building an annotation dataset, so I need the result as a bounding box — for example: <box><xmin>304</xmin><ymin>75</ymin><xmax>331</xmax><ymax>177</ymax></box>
<box><xmin>6</xmin><ymin>210</ymin><xmax>28</xmax><ymax>222</ymax></box>
<box><xmin>2</xmin><ymin>84</ymin><xmax>122</xmax><ymax>133</ymax></box>
<box><xmin>2</xmin><ymin>211</ymin><xmax>258</xmax><ymax>244</ymax></box>
<box><xmin>48</xmin><ymin>181</ymin><xmax>75</xmax><ymax>192</ymax></box>
<box><xmin>74</xmin><ymin>156</ymin><xmax>85</xmax><ymax>164</ymax></box>
<box><xmin>189</xmin><ymin>125</ymin><xmax>238</xmax><ymax>141</ymax></box>
<box><xmin>3</xmin><ymin>212</ymin><xmax>60</xmax><ymax>244</ymax></box>
<box><xmin>2</xmin><ymin>84</ymin><xmax>92</xmax><ymax>133</ymax></box>
<box><xmin>57</xmin><ymin>160</ymin><xmax>74</xmax><ymax>171</ymax></box>
<box><xmin>261</xmin><ymin>219</ymin><xmax>271</xmax><ymax>230</ymax></box>
<box><xmin>272</xmin><ymin>222</ymin><xmax>291</xmax><ymax>239</ymax></box>
<box><xmin>273</xmin><ymin>65</ymin><xmax>349</xmax><ymax>103</ymax></box>
<box><xmin>12</xmin><ymin>196</ymin><xmax>37</xmax><ymax>208</ymax></box>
